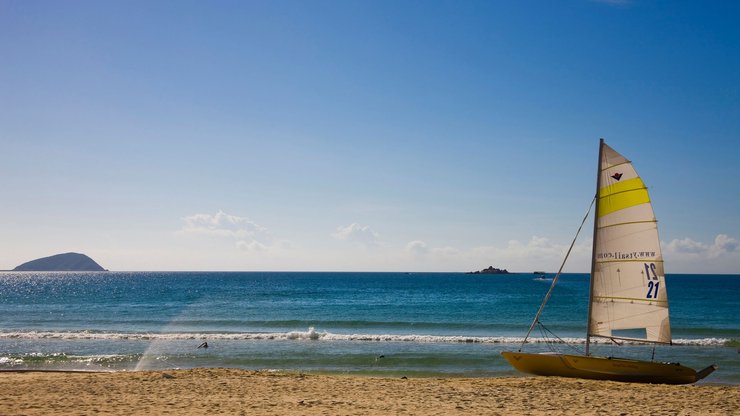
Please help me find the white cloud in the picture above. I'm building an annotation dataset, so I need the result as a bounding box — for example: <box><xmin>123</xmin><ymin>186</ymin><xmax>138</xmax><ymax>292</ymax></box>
<box><xmin>431</xmin><ymin>246</ymin><xmax>461</xmax><ymax>257</ymax></box>
<box><xmin>712</xmin><ymin>234</ymin><xmax>739</xmax><ymax>254</ymax></box>
<box><xmin>420</xmin><ymin>234</ymin><xmax>739</xmax><ymax>274</ymax></box>
<box><xmin>180</xmin><ymin>210</ymin><xmax>268</xmax><ymax>238</ymax></box>
<box><xmin>398</xmin><ymin>236</ymin><xmax>591</xmax><ymax>272</ymax></box>
<box><xmin>665</xmin><ymin>237</ymin><xmax>707</xmax><ymax>254</ymax></box>
<box><xmin>332</xmin><ymin>223</ymin><xmax>379</xmax><ymax>246</ymax></box>
<box><xmin>405</xmin><ymin>240</ymin><xmax>429</xmax><ymax>256</ymax></box>
<box><xmin>179</xmin><ymin>210</ymin><xmax>275</xmax><ymax>251</ymax></box>
<box><xmin>235</xmin><ymin>240</ymin><xmax>268</xmax><ymax>252</ymax></box>
<box><xmin>473</xmin><ymin>236</ymin><xmax>588</xmax><ymax>265</ymax></box>
<box><xmin>661</xmin><ymin>234</ymin><xmax>740</xmax><ymax>273</ymax></box>
<box><xmin>664</xmin><ymin>234</ymin><xmax>739</xmax><ymax>259</ymax></box>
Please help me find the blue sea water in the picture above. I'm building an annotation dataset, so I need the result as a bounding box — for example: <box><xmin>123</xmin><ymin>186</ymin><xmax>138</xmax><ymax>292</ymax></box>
<box><xmin>0</xmin><ymin>272</ymin><xmax>737</xmax><ymax>384</ymax></box>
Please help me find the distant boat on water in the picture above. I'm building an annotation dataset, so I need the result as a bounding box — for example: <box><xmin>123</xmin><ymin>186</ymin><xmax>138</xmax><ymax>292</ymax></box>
<box><xmin>532</xmin><ymin>271</ymin><xmax>552</xmax><ymax>281</ymax></box>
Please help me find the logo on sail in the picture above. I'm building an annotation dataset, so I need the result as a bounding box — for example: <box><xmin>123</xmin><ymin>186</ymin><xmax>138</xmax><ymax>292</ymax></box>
<box><xmin>611</xmin><ymin>172</ymin><xmax>623</xmax><ymax>181</ymax></box>
<box><xmin>596</xmin><ymin>250</ymin><xmax>656</xmax><ymax>260</ymax></box>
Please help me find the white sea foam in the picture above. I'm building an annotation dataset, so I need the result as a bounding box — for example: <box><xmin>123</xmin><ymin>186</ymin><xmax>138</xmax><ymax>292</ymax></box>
<box><xmin>0</xmin><ymin>356</ymin><xmax>24</xmax><ymax>365</ymax></box>
<box><xmin>286</xmin><ymin>326</ymin><xmax>321</xmax><ymax>340</ymax></box>
<box><xmin>0</xmin><ymin>329</ymin><xmax>730</xmax><ymax>346</ymax></box>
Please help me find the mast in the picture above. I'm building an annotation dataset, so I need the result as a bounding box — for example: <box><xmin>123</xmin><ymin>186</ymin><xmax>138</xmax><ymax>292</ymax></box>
<box><xmin>585</xmin><ymin>138</ymin><xmax>604</xmax><ymax>356</ymax></box>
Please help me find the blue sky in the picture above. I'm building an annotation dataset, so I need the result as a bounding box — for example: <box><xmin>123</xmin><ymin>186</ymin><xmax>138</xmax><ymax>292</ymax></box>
<box><xmin>1</xmin><ymin>0</ymin><xmax>738</xmax><ymax>272</ymax></box>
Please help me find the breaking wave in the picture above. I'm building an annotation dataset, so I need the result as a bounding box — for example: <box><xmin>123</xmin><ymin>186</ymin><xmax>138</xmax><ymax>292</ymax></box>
<box><xmin>0</xmin><ymin>328</ymin><xmax>731</xmax><ymax>346</ymax></box>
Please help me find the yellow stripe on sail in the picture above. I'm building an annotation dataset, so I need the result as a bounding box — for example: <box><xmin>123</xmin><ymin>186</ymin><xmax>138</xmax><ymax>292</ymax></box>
<box><xmin>600</xmin><ymin>177</ymin><xmax>645</xmax><ymax>197</ymax></box>
<box><xmin>598</xmin><ymin>177</ymin><xmax>650</xmax><ymax>217</ymax></box>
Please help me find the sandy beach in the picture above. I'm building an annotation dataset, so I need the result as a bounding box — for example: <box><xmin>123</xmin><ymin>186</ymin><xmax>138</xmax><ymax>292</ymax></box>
<box><xmin>1</xmin><ymin>369</ymin><xmax>737</xmax><ymax>415</ymax></box>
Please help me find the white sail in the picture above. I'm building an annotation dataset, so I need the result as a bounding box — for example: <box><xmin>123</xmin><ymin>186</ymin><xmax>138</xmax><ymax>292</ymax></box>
<box><xmin>589</xmin><ymin>142</ymin><xmax>671</xmax><ymax>344</ymax></box>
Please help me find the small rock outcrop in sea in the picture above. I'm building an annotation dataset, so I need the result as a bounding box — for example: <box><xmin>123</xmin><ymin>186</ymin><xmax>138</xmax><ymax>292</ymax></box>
<box><xmin>12</xmin><ymin>252</ymin><xmax>107</xmax><ymax>271</ymax></box>
<box><xmin>466</xmin><ymin>266</ymin><xmax>511</xmax><ymax>275</ymax></box>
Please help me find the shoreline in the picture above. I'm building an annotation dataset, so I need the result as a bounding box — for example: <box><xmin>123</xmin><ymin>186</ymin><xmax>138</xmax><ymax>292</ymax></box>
<box><xmin>2</xmin><ymin>368</ymin><xmax>738</xmax><ymax>415</ymax></box>
<box><xmin>0</xmin><ymin>368</ymin><xmax>737</xmax><ymax>386</ymax></box>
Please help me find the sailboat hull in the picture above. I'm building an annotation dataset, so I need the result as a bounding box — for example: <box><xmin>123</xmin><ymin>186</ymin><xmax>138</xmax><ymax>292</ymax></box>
<box><xmin>501</xmin><ymin>351</ymin><xmax>713</xmax><ymax>385</ymax></box>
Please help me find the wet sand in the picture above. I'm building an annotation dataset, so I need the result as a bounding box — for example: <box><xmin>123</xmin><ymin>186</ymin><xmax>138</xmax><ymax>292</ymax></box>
<box><xmin>1</xmin><ymin>368</ymin><xmax>737</xmax><ymax>415</ymax></box>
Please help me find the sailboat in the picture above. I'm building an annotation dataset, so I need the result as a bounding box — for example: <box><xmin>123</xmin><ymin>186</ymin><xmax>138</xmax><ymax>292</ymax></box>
<box><xmin>501</xmin><ymin>139</ymin><xmax>717</xmax><ymax>384</ymax></box>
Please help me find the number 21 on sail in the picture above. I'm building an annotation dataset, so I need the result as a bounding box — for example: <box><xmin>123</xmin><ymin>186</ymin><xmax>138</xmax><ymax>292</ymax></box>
<box><xmin>644</xmin><ymin>263</ymin><xmax>659</xmax><ymax>299</ymax></box>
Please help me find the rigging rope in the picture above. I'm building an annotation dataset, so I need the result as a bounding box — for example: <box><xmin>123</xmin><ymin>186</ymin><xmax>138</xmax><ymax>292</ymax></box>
<box><xmin>519</xmin><ymin>195</ymin><xmax>597</xmax><ymax>351</ymax></box>
<box><xmin>536</xmin><ymin>321</ymin><xmax>585</xmax><ymax>355</ymax></box>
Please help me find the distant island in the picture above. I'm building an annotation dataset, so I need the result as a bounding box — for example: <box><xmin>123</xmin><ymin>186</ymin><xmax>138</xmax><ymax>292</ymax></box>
<box><xmin>466</xmin><ymin>266</ymin><xmax>511</xmax><ymax>275</ymax></box>
<box><xmin>12</xmin><ymin>252</ymin><xmax>107</xmax><ymax>272</ymax></box>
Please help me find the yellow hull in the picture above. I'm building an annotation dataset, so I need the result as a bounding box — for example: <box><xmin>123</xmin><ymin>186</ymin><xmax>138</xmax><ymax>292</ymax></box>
<box><xmin>501</xmin><ymin>351</ymin><xmax>716</xmax><ymax>385</ymax></box>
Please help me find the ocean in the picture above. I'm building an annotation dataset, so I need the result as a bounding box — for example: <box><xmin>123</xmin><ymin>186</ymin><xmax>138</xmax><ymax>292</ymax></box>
<box><xmin>0</xmin><ymin>272</ymin><xmax>737</xmax><ymax>384</ymax></box>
